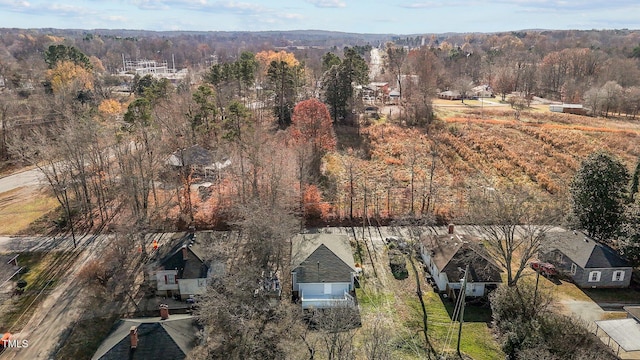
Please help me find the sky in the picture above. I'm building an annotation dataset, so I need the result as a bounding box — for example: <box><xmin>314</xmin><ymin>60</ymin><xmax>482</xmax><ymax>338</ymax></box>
<box><xmin>1</xmin><ymin>0</ymin><xmax>640</xmax><ymax>34</ymax></box>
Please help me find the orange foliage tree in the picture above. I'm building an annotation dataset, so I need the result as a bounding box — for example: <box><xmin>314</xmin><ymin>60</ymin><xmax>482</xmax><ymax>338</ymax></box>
<box><xmin>255</xmin><ymin>50</ymin><xmax>299</xmax><ymax>74</ymax></box>
<box><xmin>290</xmin><ymin>98</ymin><xmax>336</xmax><ymax>154</ymax></box>
<box><xmin>46</xmin><ymin>60</ymin><xmax>94</xmax><ymax>95</ymax></box>
<box><xmin>98</xmin><ymin>99</ymin><xmax>124</xmax><ymax>122</ymax></box>
<box><xmin>303</xmin><ymin>184</ymin><xmax>330</xmax><ymax>220</ymax></box>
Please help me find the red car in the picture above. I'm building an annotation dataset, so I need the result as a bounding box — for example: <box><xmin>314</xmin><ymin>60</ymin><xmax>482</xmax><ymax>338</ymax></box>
<box><xmin>530</xmin><ymin>261</ymin><xmax>557</xmax><ymax>277</ymax></box>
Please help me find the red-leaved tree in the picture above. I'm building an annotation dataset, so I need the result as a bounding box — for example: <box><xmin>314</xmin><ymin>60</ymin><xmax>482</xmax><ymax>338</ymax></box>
<box><xmin>290</xmin><ymin>98</ymin><xmax>337</xmax><ymax>157</ymax></box>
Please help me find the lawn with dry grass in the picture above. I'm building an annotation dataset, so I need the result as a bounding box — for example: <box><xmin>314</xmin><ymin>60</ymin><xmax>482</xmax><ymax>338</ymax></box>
<box><xmin>0</xmin><ymin>187</ymin><xmax>59</xmax><ymax>235</ymax></box>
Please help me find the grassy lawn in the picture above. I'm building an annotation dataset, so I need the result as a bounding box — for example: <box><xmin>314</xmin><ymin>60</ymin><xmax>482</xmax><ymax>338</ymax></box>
<box><xmin>356</xmin><ymin>258</ymin><xmax>504</xmax><ymax>360</ymax></box>
<box><xmin>535</xmin><ymin>272</ymin><xmax>640</xmax><ymax>303</ymax></box>
<box><xmin>1</xmin><ymin>251</ymin><xmax>73</xmax><ymax>331</ymax></box>
<box><xmin>417</xmin><ymin>292</ymin><xmax>503</xmax><ymax>360</ymax></box>
<box><xmin>0</xmin><ymin>187</ymin><xmax>59</xmax><ymax>235</ymax></box>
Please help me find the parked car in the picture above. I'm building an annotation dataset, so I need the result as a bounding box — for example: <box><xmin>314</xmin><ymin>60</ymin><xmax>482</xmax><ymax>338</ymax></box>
<box><xmin>530</xmin><ymin>261</ymin><xmax>557</xmax><ymax>277</ymax></box>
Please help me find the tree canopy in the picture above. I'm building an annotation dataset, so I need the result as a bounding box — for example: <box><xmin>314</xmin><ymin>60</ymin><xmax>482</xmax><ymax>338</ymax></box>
<box><xmin>321</xmin><ymin>47</ymin><xmax>369</xmax><ymax>124</ymax></box>
<box><xmin>570</xmin><ymin>151</ymin><xmax>630</xmax><ymax>241</ymax></box>
<box><xmin>290</xmin><ymin>98</ymin><xmax>336</xmax><ymax>153</ymax></box>
<box><xmin>44</xmin><ymin>44</ymin><xmax>92</xmax><ymax>70</ymax></box>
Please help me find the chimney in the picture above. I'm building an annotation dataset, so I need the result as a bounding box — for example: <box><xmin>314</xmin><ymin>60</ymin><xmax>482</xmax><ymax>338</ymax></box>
<box><xmin>182</xmin><ymin>245</ymin><xmax>188</xmax><ymax>260</ymax></box>
<box><xmin>130</xmin><ymin>326</ymin><xmax>138</xmax><ymax>349</ymax></box>
<box><xmin>448</xmin><ymin>224</ymin><xmax>455</xmax><ymax>234</ymax></box>
<box><xmin>160</xmin><ymin>303</ymin><xmax>169</xmax><ymax>320</ymax></box>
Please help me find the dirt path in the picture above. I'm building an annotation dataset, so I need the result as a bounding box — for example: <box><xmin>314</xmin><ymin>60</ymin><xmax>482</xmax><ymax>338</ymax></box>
<box><xmin>1</xmin><ymin>235</ymin><xmax>111</xmax><ymax>360</ymax></box>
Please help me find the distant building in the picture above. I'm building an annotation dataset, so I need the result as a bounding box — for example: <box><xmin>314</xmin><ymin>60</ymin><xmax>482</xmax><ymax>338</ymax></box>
<box><xmin>118</xmin><ymin>56</ymin><xmax>188</xmax><ymax>82</ymax></box>
<box><xmin>471</xmin><ymin>85</ymin><xmax>493</xmax><ymax>98</ymax></box>
<box><xmin>438</xmin><ymin>90</ymin><xmax>462</xmax><ymax>101</ymax></box>
<box><xmin>549</xmin><ymin>104</ymin><xmax>587</xmax><ymax>115</ymax></box>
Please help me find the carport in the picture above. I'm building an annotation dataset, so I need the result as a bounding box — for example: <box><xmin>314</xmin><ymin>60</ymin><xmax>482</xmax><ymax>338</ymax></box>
<box><xmin>594</xmin><ymin>318</ymin><xmax>640</xmax><ymax>356</ymax></box>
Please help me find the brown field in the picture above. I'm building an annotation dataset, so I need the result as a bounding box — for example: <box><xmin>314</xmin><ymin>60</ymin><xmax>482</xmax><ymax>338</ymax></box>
<box><xmin>324</xmin><ymin>105</ymin><xmax>640</xmax><ymax>222</ymax></box>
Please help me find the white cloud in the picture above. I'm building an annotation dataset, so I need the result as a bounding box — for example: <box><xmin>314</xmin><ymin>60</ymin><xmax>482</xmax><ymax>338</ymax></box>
<box><xmin>0</xmin><ymin>0</ymin><xmax>34</xmax><ymax>12</ymax></box>
<box><xmin>401</xmin><ymin>0</ymin><xmax>637</xmax><ymax>11</ymax></box>
<box><xmin>307</xmin><ymin>0</ymin><xmax>346</xmax><ymax>8</ymax></box>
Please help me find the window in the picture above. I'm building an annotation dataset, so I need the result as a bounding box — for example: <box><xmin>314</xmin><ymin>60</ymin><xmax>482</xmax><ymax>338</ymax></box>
<box><xmin>570</xmin><ymin>263</ymin><xmax>577</xmax><ymax>275</ymax></box>
<box><xmin>612</xmin><ymin>271</ymin><xmax>625</xmax><ymax>282</ymax></box>
<box><xmin>588</xmin><ymin>271</ymin><xmax>601</xmax><ymax>282</ymax></box>
<box><xmin>164</xmin><ymin>274</ymin><xmax>176</xmax><ymax>285</ymax></box>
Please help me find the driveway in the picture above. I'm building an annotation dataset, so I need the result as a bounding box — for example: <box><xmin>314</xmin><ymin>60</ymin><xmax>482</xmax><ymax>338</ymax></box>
<box><xmin>560</xmin><ymin>299</ymin><xmax>606</xmax><ymax>324</ymax></box>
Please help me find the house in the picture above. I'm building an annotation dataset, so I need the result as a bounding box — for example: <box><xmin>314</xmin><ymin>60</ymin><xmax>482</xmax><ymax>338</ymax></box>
<box><xmin>291</xmin><ymin>234</ymin><xmax>357</xmax><ymax>309</ymax></box>
<box><xmin>92</xmin><ymin>305</ymin><xmax>198</xmax><ymax>360</ymax></box>
<box><xmin>166</xmin><ymin>145</ymin><xmax>231</xmax><ymax>179</ymax></box>
<box><xmin>539</xmin><ymin>230</ymin><xmax>632</xmax><ymax>288</ymax></box>
<box><xmin>471</xmin><ymin>85</ymin><xmax>493</xmax><ymax>98</ymax></box>
<box><xmin>149</xmin><ymin>233</ymin><xmax>212</xmax><ymax>300</ymax></box>
<box><xmin>369</xmin><ymin>82</ymin><xmax>390</xmax><ymax>97</ymax></box>
<box><xmin>388</xmin><ymin>90</ymin><xmax>401</xmax><ymax>104</ymax></box>
<box><xmin>419</xmin><ymin>228</ymin><xmax>502</xmax><ymax>298</ymax></box>
<box><xmin>549</xmin><ymin>103</ymin><xmax>587</xmax><ymax>115</ymax></box>
<box><xmin>438</xmin><ymin>90</ymin><xmax>462</xmax><ymax>101</ymax></box>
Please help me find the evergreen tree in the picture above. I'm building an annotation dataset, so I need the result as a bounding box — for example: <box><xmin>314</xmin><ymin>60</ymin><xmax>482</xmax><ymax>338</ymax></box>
<box><xmin>44</xmin><ymin>44</ymin><xmax>92</xmax><ymax>70</ymax></box>
<box><xmin>267</xmin><ymin>60</ymin><xmax>303</xmax><ymax>129</ymax></box>
<box><xmin>570</xmin><ymin>151</ymin><xmax>630</xmax><ymax>241</ymax></box>
<box><xmin>321</xmin><ymin>47</ymin><xmax>368</xmax><ymax>124</ymax></box>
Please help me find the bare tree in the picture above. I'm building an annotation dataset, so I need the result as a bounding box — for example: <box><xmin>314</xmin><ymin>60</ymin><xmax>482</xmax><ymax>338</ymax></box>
<box><xmin>312</xmin><ymin>306</ymin><xmax>360</xmax><ymax>360</ymax></box>
<box><xmin>468</xmin><ymin>185</ymin><xmax>560</xmax><ymax>287</ymax></box>
<box><xmin>454</xmin><ymin>76</ymin><xmax>473</xmax><ymax>103</ymax></box>
<box><xmin>362</xmin><ymin>315</ymin><xmax>392</xmax><ymax>360</ymax></box>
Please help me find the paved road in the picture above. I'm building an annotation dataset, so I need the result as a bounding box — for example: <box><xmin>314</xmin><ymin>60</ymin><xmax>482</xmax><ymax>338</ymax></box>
<box><xmin>369</xmin><ymin>48</ymin><xmax>383</xmax><ymax>80</ymax></box>
<box><xmin>0</xmin><ymin>168</ymin><xmax>44</xmax><ymax>194</ymax></box>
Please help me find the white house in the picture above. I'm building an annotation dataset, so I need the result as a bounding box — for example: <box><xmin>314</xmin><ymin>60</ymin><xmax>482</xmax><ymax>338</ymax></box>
<box><xmin>291</xmin><ymin>234</ymin><xmax>357</xmax><ymax>309</ymax></box>
<box><xmin>420</xmin><ymin>229</ymin><xmax>502</xmax><ymax>298</ymax></box>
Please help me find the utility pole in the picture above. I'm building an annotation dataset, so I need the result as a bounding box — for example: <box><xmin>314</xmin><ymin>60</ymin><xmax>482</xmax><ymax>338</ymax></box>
<box><xmin>457</xmin><ymin>264</ymin><xmax>469</xmax><ymax>357</ymax></box>
<box><xmin>533</xmin><ymin>267</ymin><xmax>541</xmax><ymax>309</ymax></box>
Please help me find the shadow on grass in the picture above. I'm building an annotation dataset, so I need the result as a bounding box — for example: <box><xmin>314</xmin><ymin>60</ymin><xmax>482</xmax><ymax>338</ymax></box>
<box><xmin>581</xmin><ymin>287</ymin><xmax>640</xmax><ymax>304</ymax></box>
<box><xmin>54</xmin><ymin>314</ymin><xmax>120</xmax><ymax>360</ymax></box>
<box><xmin>539</xmin><ymin>272</ymin><xmax>640</xmax><ymax>305</ymax></box>
<box><xmin>440</xmin><ymin>294</ymin><xmax>493</xmax><ymax>323</ymax></box>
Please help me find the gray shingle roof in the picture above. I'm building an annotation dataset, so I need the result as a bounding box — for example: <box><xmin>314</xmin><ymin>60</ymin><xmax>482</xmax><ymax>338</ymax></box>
<box><xmin>542</xmin><ymin>230</ymin><xmax>630</xmax><ymax>268</ymax></box>
<box><xmin>166</xmin><ymin>145</ymin><xmax>214</xmax><ymax>167</ymax></box>
<box><xmin>92</xmin><ymin>314</ymin><xmax>198</xmax><ymax>360</ymax></box>
<box><xmin>291</xmin><ymin>234</ymin><xmax>356</xmax><ymax>283</ymax></box>
<box><xmin>160</xmin><ymin>233</ymin><xmax>209</xmax><ymax>279</ymax></box>
<box><xmin>423</xmin><ymin>234</ymin><xmax>502</xmax><ymax>283</ymax></box>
